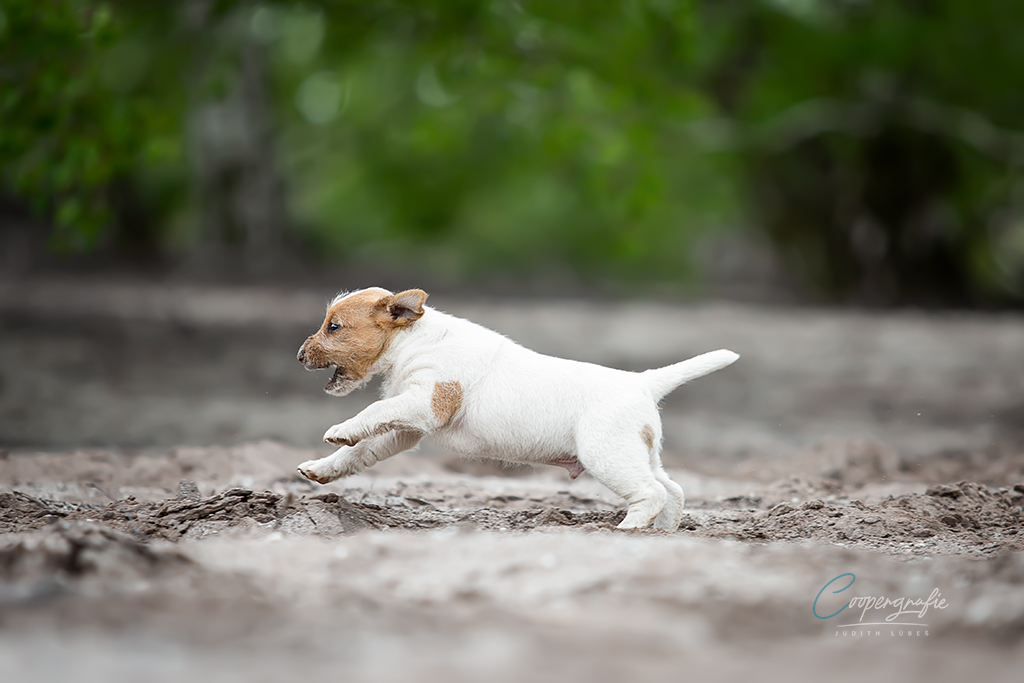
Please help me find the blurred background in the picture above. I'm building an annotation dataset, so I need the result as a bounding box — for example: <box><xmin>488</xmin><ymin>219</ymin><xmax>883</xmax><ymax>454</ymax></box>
<box><xmin>4</xmin><ymin>0</ymin><xmax>1024</xmax><ymax>305</ymax></box>
<box><xmin>2</xmin><ymin>0</ymin><xmax>1024</xmax><ymax>463</ymax></box>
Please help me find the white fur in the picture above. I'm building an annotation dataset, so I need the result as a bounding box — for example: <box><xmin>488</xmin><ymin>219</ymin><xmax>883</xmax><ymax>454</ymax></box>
<box><xmin>297</xmin><ymin>291</ymin><xmax>739</xmax><ymax>530</ymax></box>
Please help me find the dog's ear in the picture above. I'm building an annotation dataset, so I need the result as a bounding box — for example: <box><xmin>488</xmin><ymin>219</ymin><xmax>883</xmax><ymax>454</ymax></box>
<box><xmin>382</xmin><ymin>289</ymin><xmax>428</xmax><ymax>325</ymax></box>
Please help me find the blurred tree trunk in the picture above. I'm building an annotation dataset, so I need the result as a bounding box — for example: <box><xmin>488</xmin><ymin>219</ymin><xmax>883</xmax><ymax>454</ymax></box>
<box><xmin>238</xmin><ymin>40</ymin><xmax>286</xmax><ymax>256</ymax></box>
<box><xmin>185</xmin><ymin>0</ymin><xmax>286</xmax><ymax>268</ymax></box>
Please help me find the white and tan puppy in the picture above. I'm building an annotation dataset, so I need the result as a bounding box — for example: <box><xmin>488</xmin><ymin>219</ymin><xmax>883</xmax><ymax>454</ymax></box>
<box><xmin>296</xmin><ymin>288</ymin><xmax>738</xmax><ymax>530</ymax></box>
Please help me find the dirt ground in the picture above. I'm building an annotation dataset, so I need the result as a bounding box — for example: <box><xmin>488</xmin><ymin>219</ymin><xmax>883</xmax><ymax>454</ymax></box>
<box><xmin>2</xmin><ymin>277</ymin><xmax>1024</xmax><ymax>682</ymax></box>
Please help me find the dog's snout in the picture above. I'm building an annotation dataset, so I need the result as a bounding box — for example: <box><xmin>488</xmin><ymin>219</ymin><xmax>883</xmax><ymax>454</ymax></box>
<box><xmin>297</xmin><ymin>342</ymin><xmax>308</xmax><ymax>364</ymax></box>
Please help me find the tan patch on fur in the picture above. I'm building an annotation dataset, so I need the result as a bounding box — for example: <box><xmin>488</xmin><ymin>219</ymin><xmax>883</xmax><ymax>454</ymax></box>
<box><xmin>640</xmin><ymin>424</ymin><xmax>656</xmax><ymax>452</ymax></box>
<box><xmin>431</xmin><ymin>380</ymin><xmax>463</xmax><ymax>425</ymax></box>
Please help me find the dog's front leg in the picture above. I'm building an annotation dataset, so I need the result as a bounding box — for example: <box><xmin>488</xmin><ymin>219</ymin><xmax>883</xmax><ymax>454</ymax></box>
<box><xmin>323</xmin><ymin>390</ymin><xmax>436</xmax><ymax>447</ymax></box>
<box><xmin>298</xmin><ymin>430</ymin><xmax>423</xmax><ymax>484</ymax></box>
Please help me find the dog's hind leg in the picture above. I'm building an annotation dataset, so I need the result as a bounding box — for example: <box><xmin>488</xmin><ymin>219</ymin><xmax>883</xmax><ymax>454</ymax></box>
<box><xmin>298</xmin><ymin>430</ymin><xmax>422</xmax><ymax>484</ymax></box>
<box><xmin>652</xmin><ymin>460</ymin><xmax>685</xmax><ymax>531</ymax></box>
<box><xmin>576</xmin><ymin>416</ymin><xmax>668</xmax><ymax>530</ymax></box>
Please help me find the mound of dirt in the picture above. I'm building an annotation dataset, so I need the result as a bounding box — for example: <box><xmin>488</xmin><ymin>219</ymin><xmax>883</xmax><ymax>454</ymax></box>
<box><xmin>0</xmin><ymin>520</ymin><xmax>191</xmax><ymax>593</ymax></box>
<box><xmin>4</xmin><ymin>478</ymin><xmax>1022</xmax><ymax>557</ymax></box>
<box><xmin>105</xmin><ymin>488</ymin><xmax>625</xmax><ymax>540</ymax></box>
<box><xmin>1</xmin><ymin>486</ymin><xmax>626</xmax><ymax>542</ymax></box>
<box><xmin>0</xmin><ymin>491</ymin><xmax>102</xmax><ymax>534</ymax></box>
<box><xmin>701</xmin><ymin>481</ymin><xmax>1024</xmax><ymax>555</ymax></box>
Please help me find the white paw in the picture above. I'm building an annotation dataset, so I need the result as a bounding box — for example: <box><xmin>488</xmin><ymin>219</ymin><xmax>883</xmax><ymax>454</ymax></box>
<box><xmin>297</xmin><ymin>459</ymin><xmax>336</xmax><ymax>484</ymax></box>
<box><xmin>616</xmin><ymin>520</ymin><xmax>645</xmax><ymax>530</ymax></box>
<box><xmin>323</xmin><ymin>423</ymin><xmax>358</xmax><ymax>447</ymax></box>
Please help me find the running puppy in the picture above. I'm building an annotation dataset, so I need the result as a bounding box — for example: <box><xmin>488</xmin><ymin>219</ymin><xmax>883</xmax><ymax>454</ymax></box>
<box><xmin>295</xmin><ymin>288</ymin><xmax>738</xmax><ymax>530</ymax></box>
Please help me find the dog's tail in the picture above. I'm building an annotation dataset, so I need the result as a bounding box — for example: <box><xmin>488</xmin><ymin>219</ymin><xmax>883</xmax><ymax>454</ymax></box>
<box><xmin>641</xmin><ymin>349</ymin><xmax>739</xmax><ymax>401</ymax></box>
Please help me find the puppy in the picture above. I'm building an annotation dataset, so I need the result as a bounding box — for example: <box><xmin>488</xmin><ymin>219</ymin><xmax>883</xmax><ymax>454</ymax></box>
<box><xmin>296</xmin><ymin>288</ymin><xmax>738</xmax><ymax>530</ymax></box>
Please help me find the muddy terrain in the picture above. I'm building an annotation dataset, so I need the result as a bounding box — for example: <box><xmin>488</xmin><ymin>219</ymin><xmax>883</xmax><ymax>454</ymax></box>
<box><xmin>1</xmin><ymin>278</ymin><xmax>1023</xmax><ymax>682</ymax></box>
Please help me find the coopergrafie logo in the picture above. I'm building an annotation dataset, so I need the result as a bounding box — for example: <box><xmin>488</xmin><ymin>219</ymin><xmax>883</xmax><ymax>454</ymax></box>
<box><xmin>814</xmin><ymin>573</ymin><xmax>949</xmax><ymax>637</ymax></box>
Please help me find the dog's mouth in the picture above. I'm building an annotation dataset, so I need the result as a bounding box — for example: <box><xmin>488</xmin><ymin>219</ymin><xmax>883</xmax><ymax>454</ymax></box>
<box><xmin>325</xmin><ymin>365</ymin><xmax>346</xmax><ymax>391</ymax></box>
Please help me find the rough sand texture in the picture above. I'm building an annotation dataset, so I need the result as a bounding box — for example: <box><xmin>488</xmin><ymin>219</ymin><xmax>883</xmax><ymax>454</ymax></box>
<box><xmin>1</xmin><ymin>280</ymin><xmax>1023</xmax><ymax>682</ymax></box>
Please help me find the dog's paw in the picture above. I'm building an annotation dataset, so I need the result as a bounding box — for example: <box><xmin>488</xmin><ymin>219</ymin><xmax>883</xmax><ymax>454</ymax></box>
<box><xmin>297</xmin><ymin>460</ymin><xmax>335</xmax><ymax>484</ymax></box>
<box><xmin>323</xmin><ymin>424</ymin><xmax>359</xmax><ymax>447</ymax></box>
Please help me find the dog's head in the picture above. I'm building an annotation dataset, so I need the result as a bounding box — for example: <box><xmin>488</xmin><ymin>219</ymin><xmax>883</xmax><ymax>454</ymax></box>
<box><xmin>297</xmin><ymin>288</ymin><xmax>428</xmax><ymax>396</ymax></box>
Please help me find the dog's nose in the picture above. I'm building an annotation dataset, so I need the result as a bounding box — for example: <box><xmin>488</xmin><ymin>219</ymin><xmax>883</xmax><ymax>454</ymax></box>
<box><xmin>297</xmin><ymin>344</ymin><xmax>307</xmax><ymax>364</ymax></box>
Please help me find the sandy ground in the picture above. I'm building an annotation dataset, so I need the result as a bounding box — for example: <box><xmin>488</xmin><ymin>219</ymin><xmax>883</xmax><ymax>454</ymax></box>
<box><xmin>1</xmin><ymin>278</ymin><xmax>1024</xmax><ymax>682</ymax></box>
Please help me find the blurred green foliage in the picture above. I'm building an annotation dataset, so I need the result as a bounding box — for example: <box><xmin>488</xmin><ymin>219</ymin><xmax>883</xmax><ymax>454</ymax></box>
<box><xmin>3</xmin><ymin>0</ymin><xmax>1024</xmax><ymax>303</ymax></box>
<box><xmin>697</xmin><ymin>0</ymin><xmax>1024</xmax><ymax>304</ymax></box>
<box><xmin>1</xmin><ymin>1</ymin><xmax>133</xmax><ymax>249</ymax></box>
<box><xmin>0</xmin><ymin>1</ymin><xmax>186</xmax><ymax>252</ymax></box>
<box><xmin>268</xmin><ymin>0</ymin><xmax>733</xmax><ymax>284</ymax></box>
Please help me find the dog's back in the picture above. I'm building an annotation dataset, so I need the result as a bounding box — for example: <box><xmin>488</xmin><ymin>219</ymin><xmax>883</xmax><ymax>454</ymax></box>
<box><xmin>397</xmin><ymin>307</ymin><xmax>737</xmax><ymax>467</ymax></box>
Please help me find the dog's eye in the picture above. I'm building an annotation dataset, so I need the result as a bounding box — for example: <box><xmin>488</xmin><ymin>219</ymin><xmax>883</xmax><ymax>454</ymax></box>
<box><xmin>327</xmin><ymin>323</ymin><xmax>340</xmax><ymax>332</ymax></box>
